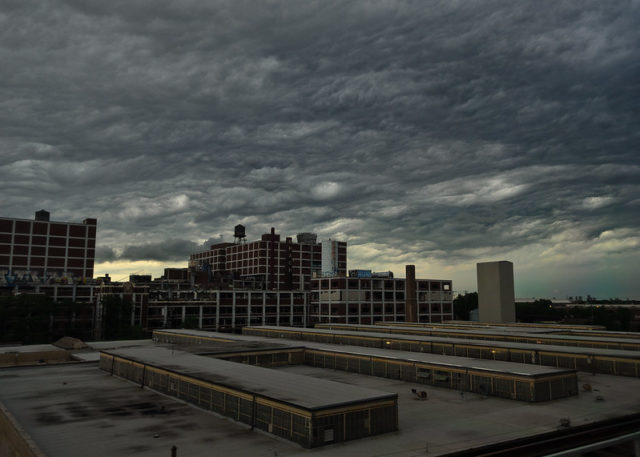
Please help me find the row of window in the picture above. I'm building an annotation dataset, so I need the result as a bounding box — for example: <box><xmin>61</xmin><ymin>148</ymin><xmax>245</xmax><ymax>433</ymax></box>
<box><xmin>226</xmin><ymin>259</ymin><xmax>318</xmax><ymax>268</ymax></box>
<box><xmin>0</xmin><ymin>245</ymin><xmax>94</xmax><ymax>257</ymax></box>
<box><xmin>234</xmin><ymin>250</ymin><xmax>321</xmax><ymax>260</ymax></box>
<box><xmin>2</xmin><ymin>268</ymin><xmax>93</xmax><ymax>278</ymax></box>
<box><xmin>192</xmin><ymin>246</ymin><xmax>324</xmax><ymax>261</ymax></box>
<box><xmin>227</xmin><ymin>241</ymin><xmax>322</xmax><ymax>252</ymax></box>
<box><xmin>0</xmin><ymin>235</ymin><xmax>95</xmax><ymax>247</ymax></box>
<box><xmin>314</xmin><ymin>303</ymin><xmax>452</xmax><ymax>313</ymax></box>
<box><xmin>1</xmin><ymin>260</ymin><xmax>92</xmax><ymax>269</ymax></box>
<box><xmin>2</xmin><ymin>254</ymin><xmax>93</xmax><ymax>265</ymax></box>
<box><xmin>0</xmin><ymin>220</ymin><xmax>96</xmax><ymax>237</ymax></box>
<box><xmin>313</xmin><ymin>279</ymin><xmax>451</xmax><ymax>291</ymax></box>
<box><xmin>148</xmin><ymin>316</ymin><xmax>306</xmax><ymax>327</ymax></box>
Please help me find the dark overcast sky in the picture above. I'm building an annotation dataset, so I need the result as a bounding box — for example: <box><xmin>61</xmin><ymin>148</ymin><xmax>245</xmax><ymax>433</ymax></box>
<box><xmin>1</xmin><ymin>1</ymin><xmax>639</xmax><ymax>298</ymax></box>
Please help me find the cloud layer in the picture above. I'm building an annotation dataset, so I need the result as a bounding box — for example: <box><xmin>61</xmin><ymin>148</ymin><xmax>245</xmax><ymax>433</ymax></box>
<box><xmin>1</xmin><ymin>1</ymin><xmax>639</xmax><ymax>298</ymax></box>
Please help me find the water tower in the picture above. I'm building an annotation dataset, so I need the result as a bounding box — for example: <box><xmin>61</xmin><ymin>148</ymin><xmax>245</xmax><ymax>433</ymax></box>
<box><xmin>234</xmin><ymin>224</ymin><xmax>246</xmax><ymax>244</ymax></box>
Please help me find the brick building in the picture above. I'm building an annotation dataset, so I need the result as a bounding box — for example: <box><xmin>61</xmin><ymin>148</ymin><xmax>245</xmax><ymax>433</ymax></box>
<box><xmin>0</xmin><ymin>210</ymin><xmax>96</xmax><ymax>284</ymax></box>
<box><xmin>1</xmin><ymin>214</ymin><xmax>453</xmax><ymax>336</ymax></box>
<box><xmin>189</xmin><ymin>228</ymin><xmax>347</xmax><ymax>291</ymax></box>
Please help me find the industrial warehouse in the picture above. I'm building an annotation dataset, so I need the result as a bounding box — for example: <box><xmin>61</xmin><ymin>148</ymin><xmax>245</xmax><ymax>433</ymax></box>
<box><xmin>382</xmin><ymin>320</ymin><xmax>640</xmax><ymax>340</ymax></box>
<box><xmin>1</xmin><ymin>214</ymin><xmax>455</xmax><ymax>336</ymax></box>
<box><xmin>313</xmin><ymin>323</ymin><xmax>640</xmax><ymax>351</ymax></box>
<box><xmin>154</xmin><ymin>329</ymin><xmax>580</xmax><ymax>402</ymax></box>
<box><xmin>2</xmin><ymin>320</ymin><xmax>640</xmax><ymax>456</ymax></box>
<box><xmin>241</xmin><ymin>325</ymin><xmax>640</xmax><ymax>378</ymax></box>
<box><xmin>2</xmin><ymin>215</ymin><xmax>640</xmax><ymax>455</ymax></box>
<box><xmin>100</xmin><ymin>346</ymin><xmax>398</xmax><ymax>447</ymax></box>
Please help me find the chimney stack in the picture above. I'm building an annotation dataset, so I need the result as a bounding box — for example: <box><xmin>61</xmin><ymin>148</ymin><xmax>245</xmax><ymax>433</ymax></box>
<box><xmin>405</xmin><ymin>265</ymin><xmax>417</xmax><ymax>322</ymax></box>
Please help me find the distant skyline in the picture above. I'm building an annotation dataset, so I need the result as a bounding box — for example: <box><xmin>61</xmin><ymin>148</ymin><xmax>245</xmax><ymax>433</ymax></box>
<box><xmin>1</xmin><ymin>2</ymin><xmax>639</xmax><ymax>299</ymax></box>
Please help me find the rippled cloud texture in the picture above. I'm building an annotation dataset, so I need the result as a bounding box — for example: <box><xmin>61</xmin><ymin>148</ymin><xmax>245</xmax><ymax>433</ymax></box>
<box><xmin>1</xmin><ymin>1</ymin><xmax>639</xmax><ymax>297</ymax></box>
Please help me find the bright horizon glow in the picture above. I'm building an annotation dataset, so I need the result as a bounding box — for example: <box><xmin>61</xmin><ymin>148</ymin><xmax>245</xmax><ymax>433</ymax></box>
<box><xmin>94</xmin><ymin>255</ymin><xmax>640</xmax><ymax>300</ymax></box>
<box><xmin>94</xmin><ymin>260</ymin><xmax>186</xmax><ymax>282</ymax></box>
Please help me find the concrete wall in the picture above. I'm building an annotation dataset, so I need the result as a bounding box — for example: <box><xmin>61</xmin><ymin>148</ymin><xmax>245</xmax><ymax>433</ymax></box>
<box><xmin>0</xmin><ymin>351</ymin><xmax>71</xmax><ymax>368</ymax></box>
<box><xmin>0</xmin><ymin>401</ymin><xmax>45</xmax><ymax>457</ymax></box>
<box><xmin>477</xmin><ymin>261</ymin><xmax>515</xmax><ymax>323</ymax></box>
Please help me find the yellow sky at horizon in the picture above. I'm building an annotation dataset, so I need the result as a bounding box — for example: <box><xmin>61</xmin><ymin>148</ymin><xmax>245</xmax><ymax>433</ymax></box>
<box><xmin>94</xmin><ymin>260</ymin><xmax>188</xmax><ymax>282</ymax></box>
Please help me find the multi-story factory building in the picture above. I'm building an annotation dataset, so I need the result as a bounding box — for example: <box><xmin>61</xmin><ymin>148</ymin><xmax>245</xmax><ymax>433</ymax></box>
<box><xmin>146</xmin><ymin>289</ymin><xmax>308</xmax><ymax>330</ymax></box>
<box><xmin>1</xmin><ymin>216</ymin><xmax>453</xmax><ymax>335</ymax></box>
<box><xmin>189</xmin><ymin>227</ymin><xmax>347</xmax><ymax>291</ymax></box>
<box><xmin>0</xmin><ymin>210</ymin><xmax>96</xmax><ymax>284</ymax></box>
<box><xmin>309</xmin><ymin>266</ymin><xmax>453</xmax><ymax>325</ymax></box>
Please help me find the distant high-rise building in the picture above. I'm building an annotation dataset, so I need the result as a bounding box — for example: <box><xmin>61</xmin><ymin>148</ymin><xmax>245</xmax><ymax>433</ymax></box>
<box><xmin>477</xmin><ymin>261</ymin><xmax>515</xmax><ymax>323</ymax></box>
<box><xmin>0</xmin><ymin>210</ymin><xmax>97</xmax><ymax>282</ymax></box>
<box><xmin>321</xmin><ymin>239</ymin><xmax>347</xmax><ymax>277</ymax></box>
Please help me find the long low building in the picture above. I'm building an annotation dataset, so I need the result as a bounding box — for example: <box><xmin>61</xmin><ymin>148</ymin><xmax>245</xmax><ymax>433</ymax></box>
<box><xmin>315</xmin><ymin>323</ymin><xmax>640</xmax><ymax>351</ymax></box>
<box><xmin>385</xmin><ymin>321</ymin><xmax>640</xmax><ymax>340</ymax></box>
<box><xmin>4</xmin><ymin>345</ymin><xmax>640</xmax><ymax>457</ymax></box>
<box><xmin>380</xmin><ymin>322</ymin><xmax>603</xmax><ymax>334</ymax></box>
<box><xmin>153</xmin><ymin>329</ymin><xmax>579</xmax><ymax>402</ymax></box>
<box><xmin>99</xmin><ymin>346</ymin><xmax>398</xmax><ymax>448</ymax></box>
<box><xmin>0</xmin><ymin>344</ymin><xmax>71</xmax><ymax>367</ymax></box>
<box><xmin>441</xmin><ymin>320</ymin><xmax>606</xmax><ymax>330</ymax></box>
<box><xmin>242</xmin><ymin>326</ymin><xmax>640</xmax><ymax>378</ymax></box>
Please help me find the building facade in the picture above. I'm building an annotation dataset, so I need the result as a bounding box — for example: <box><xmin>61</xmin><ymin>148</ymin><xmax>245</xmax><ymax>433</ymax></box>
<box><xmin>1</xmin><ymin>216</ymin><xmax>453</xmax><ymax>335</ymax></box>
<box><xmin>477</xmin><ymin>261</ymin><xmax>515</xmax><ymax>323</ymax></box>
<box><xmin>321</xmin><ymin>239</ymin><xmax>347</xmax><ymax>277</ymax></box>
<box><xmin>0</xmin><ymin>210</ymin><xmax>96</xmax><ymax>284</ymax></box>
<box><xmin>309</xmin><ymin>271</ymin><xmax>453</xmax><ymax>325</ymax></box>
<box><xmin>146</xmin><ymin>289</ymin><xmax>308</xmax><ymax>330</ymax></box>
<box><xmin>189</xmin><ymin>228</ymin><xmax>347</xmax><ymax>291</ymax></box>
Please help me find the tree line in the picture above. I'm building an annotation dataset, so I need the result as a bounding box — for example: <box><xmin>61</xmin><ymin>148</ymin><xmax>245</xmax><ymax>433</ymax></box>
<box><xmin>0</xmin><ymin>294</ymin><xmax>144</xmax><ymax>345</ymax></box>
<box><xmin>453</xmin><ymin>293</ymin><xmax>636</xmax><ymax>331</ymax></box>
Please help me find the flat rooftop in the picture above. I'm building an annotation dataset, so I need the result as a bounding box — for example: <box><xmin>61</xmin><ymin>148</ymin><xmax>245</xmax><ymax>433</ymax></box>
<box><xmin>85</xmin><ymin>339</ymin><xmax>158</xmax><ymax>350</ymax></box>
<box><xmin>302</xmin><ymin>343</ymin><xmax>571</xmax><ymax>377</ymax></box>
<box><xmin>0</xmin><ymin>344</ymin><xmax>65</xmax><ymax>354</ymax></box>
<box><xmin>155</xmin><ymin>329</ymin><xmax>574</xmax><ymax>378</ymax></box>
<box><xmin>102</xmin><ymin>346</ymin><xmax>396</xmax><ymax>411</ymax></box>
<box><xmin>443</xmin><ymin>320</ymin><xmax>606</xmax><ymax>330</ymax></box>
<box><xmin>180</xmin><ymin>339</ymin><xmax>298</xmax><ymax>356</ymax></box>
<box><xmin>245</xmin><ymin>326</ymin><xmax>640</xmax><ymax>360</ymax></box>
<box><xmin>2</xmin><ymin>360</ymin><xmax>638</xmax><ymax>456</ymax></box>
<box><xmin>390</xmin><ymin>321</ymin><xmax>640</xmax><ymax>340</ymax></box>
<box><xmin>0</xmin><ymin>343</ymin><xmax>71</xmax><ymax>367</ymax></box>
<box><xmin>316</xmin><ymin>323</ymin><xmax>640</xmax><ymax>346</ymax></box>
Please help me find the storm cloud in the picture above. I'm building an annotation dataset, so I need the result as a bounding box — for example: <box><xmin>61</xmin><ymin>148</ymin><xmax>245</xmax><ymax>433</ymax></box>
<box><xmin>1</xmin><ymin>1</ymin><xmax>639</xmax><ymax>297</ymax></box>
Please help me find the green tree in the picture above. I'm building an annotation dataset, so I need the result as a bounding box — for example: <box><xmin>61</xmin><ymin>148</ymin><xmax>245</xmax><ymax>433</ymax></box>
<box><xmin>616</xmin><ymin>307</ymin><xmax>632</xmax><ymax>331</ymax></box>
<box><xmin>101</xmin><ymin>295</ymin><xmax>134</xmax><ymax>340</ymax></box>
<box><xmin>515</xmin><ymin>299</ymin><xmax>561</xmax><ymax>322</ymax></box>
<box><xmin>453</xmin><ymin>292</ymin><xmax>478</xmax><ymax>320</ymax></box>
<box><xmin>0</xmin><ymin>294</ymin><xmax>56</xmax><ymax>344</ymax></box>
<box><xmin>182</xmin><ymin>316</ymin><xmax>199</xmax><ymax>329</ymax></box>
